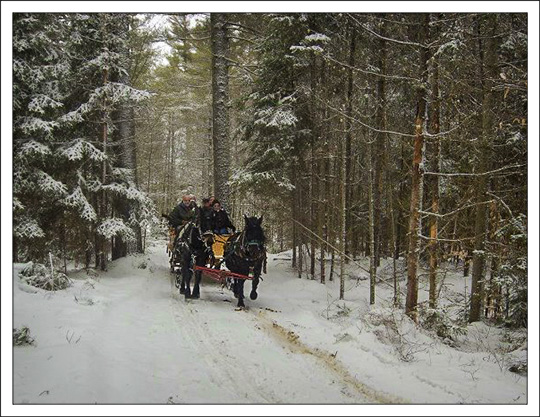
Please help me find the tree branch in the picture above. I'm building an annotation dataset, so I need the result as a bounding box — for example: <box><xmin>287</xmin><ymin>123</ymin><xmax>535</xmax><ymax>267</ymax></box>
<box><xmin>347</xmin><ymin>13</ymin><xmax>427</xmax><ymax>48</ymax></box>
<box><xmin>423</xmin><ymin>164</ymin><xmax>526</xmax><ymax>177</ymax></box>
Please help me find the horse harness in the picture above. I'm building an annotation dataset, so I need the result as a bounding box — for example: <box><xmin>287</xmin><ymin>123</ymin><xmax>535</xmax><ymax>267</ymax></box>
<box><xmin>219</xmin><ymin>231</ymin><xmax>267</xmax><ymax>274</ymax></box>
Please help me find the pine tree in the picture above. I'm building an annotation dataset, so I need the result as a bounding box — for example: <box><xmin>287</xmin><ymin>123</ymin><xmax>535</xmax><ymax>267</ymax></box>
<box><xmin>13</xmin><ymin>13</ymin><xmax>156</xmax><ymax>266</ymax></box>
<box><xmin>13</xmin><ymin>13</ymin><xmax>71</xmax><ymax>261</ymax></box>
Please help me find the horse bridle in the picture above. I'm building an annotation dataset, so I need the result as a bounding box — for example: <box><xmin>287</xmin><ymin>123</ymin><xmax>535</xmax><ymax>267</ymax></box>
<box><xmin>238</xmin><ymin>231</ymin><xmax>265</xmax><ymax>263</ymax></box>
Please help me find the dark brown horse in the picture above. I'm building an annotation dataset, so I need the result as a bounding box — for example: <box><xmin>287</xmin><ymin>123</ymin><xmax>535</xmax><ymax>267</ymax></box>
<box><xmin>173</xmin><ymin>221</ymin><xmax>214</xmax><ymax>299</ymax></box>
<box><xmin>223</xmin><ymin>215</ymin><xmax>266</xmax><ymax>308</ymax></box>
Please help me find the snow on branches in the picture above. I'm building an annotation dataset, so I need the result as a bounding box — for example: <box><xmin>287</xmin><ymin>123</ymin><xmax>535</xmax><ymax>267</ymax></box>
<box><xmin>19</xmin><ymin>141</ymin><xmax>52</xmax><ymax>159</ymax></box>
<box><xmin>96</xmin><ymin>218</ymin><xmax>135</xmax><ymax>241</ymax></box>
<box><xmin>27</xmin><ymin>93</ymin><xmax>64</xmax><ymax>114</ymax></box>
<box><xmin>18</xmin><ymin>117</ymin><xmax>59</xmax><ymax>135</ymax></box>
<box><xmin>59</xmin><ymin>139</ymin><xmax>107</xmax><ymax>162</ymax></box>
<box><xmin>36</xmin><ymin>170</ymin><xmax>68</xmax><ymax>197</ymax></box>
<box><xmin>254</xmin><ymin>106</ymin><xmax>298</xmax><ymax>128</ymax></box>
<box><xmin>63</xmin><ymin>187</ymin><xmax>97</xmax><ymax>222</ymax></box>
<box><xmin>14</xmin><ymin>216</ymin><xmax>45</xmax><ymax>239</ymax></box>
<box><xmin>61</xmin><ymin>83</ymin><xmax>151</xmax><ymax>124</ymax></box>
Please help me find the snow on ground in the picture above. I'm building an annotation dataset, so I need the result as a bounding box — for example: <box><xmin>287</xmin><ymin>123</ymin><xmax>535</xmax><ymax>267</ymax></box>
<box><xmin>12</xmin><ymin>240</ymin><xmax>527</xmax><ymax>406</ymax></box>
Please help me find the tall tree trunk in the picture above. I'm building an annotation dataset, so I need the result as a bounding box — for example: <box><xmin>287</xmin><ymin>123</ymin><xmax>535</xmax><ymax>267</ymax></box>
<box><xmin>470</xmin><ymin>15</ymin><xmax>498</xmax><ymax>323</ymax></box>
<box><xmin>373</xmin><ymin>20</ymin><xmax>386</xmax><ymax>267</ymax></box>
<box><xmin>344</xmin><ymin>22</ymin><xmax>356</xmax><ymax>257</ymax></box>
<box><xmin>405</xmin><ymin>14</ymin><xmax>430</xmax><ymax>320</ymax></box>
<box><xmin>211</xmin><ymin>13</ymin><xmax>231</xmax><ymax>208</ymax></box>
<box><xmin>13</xmin><ymin>238</ymin><xmax>19</xmax><ymax>263</ymax></box>
<box><xmin>310</xmin><ymin>136</ymin><xmax>316</xmax><ymax>279</ymax></box>
<box><xmin>367</xmin><ymin>137</ymin><xmax>376</xmax><ymax>305</ymax></box>
<box><xmin>340</xmin><ymin>133</ymin><xmax>347</xmax><ymax>299</ymax></box>
<box><xmin>321</xmin><ymin>133</ymin><xmax>331</xmax><ymax>284</ymax></box>
<box><xmin>99</xmin><ymin>65</ymin><xmax>109</xmax><ymax>271</ymax></box>
<box><xmin>291</xmin><ymin>163</ymin><xmax>297</xmax><ymax>269</ymax></box>
<box><xmin>386</xmin><ymin>152</ymin><xmax>399</xmax><ymax>307</ymax></box>
<box><xmin>112</xmin><ymin>68</ymin><xmax>136</xmax><ymax>259</ymax></box>
<box><xmin>395</xmin><ymin>139</ymin><xmax>406</xmax><ymax>260</ymax></box>
<box><xmin>428</xmin><ymin>30</ymin><xmax>441</xmax><ymax>309</ymax></box>
<box><xmin>319</xmin><ymin>153</ymin><xmax>326</xmax><ymax>284</ymax></box>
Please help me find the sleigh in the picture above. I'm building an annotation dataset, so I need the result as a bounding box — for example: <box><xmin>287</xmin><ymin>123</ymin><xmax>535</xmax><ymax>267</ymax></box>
<box><xmin>211</xmin><ymin>233</ymin><xmax>233</xmax><ymax>261</ymax></box>
<box><xmin>193</xmin><ymin>233</ymin><xmax>254</xmax><ymax>283</ymax></box>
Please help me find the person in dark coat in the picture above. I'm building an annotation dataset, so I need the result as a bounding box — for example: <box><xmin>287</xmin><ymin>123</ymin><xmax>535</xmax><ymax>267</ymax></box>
<box><xmin>169</xmin><ymin>195</ymin><xmax>196</xmax><ymax>228</ymax></box>
<box><xmin>211</xmin><ymin>200</ymin><xmax>235</xmax><ymax>234</ymax></box>
<box><xmin>199</xmin><ymin>198</ymin><xmax>213</xmax><ymax>233</ymax></box>
<box><xmin>164</xmin><ymin>195</ymin><xmax>196</xmax><ymax>250</ymax></box>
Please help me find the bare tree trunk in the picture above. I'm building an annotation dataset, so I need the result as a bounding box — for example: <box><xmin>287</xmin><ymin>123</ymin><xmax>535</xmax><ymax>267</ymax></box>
<box><xmin>339</xmin><ymin>134</ymin><xmax>347</xmax><ymax>300</ymax></box>
<box><xmin>367</xmin><ymin>137</ymin><xmax>376</xmax><ymax>305</ymax></box>
<box><xmin>321</xmin><ymin>151</ymin><xmax>330</xmax><ymax>285</ymax></box>
<box><xmin>405</xmin><ymin>14</ymin><xmax>430</xmax><ymax>320</ymax></box>
<box><xmin>310</xmin><ymin>137</ymin><xmax>316</xmax><ymax>279</ymax></box>
<box><xmin>428</xmin><ymin>34</ymin><xmax>441</xmax><ymax>308</ymax></box>
<box><xmin>387</xmin><ymin>157</ymin><xmax>399</xmax><ymax>307</ymax></box>
<box><xmin>319</xmin><ymin>153</ymin><xmax>326</xmax><ymax>284</ymax></box>
<box><xmin>291</xmin><ymin>165</ymin><xmax>297</xmax><ymax>269</ymax></box>
<box><xmin>13</xmin><ymin>238</ymin><xmax>19</xmax><ymax>263</ymax></box>
<box><xmin>298</xmin><ymin>243</ymin><xmax>303</xmax><ymax>279</ymax></box>
<box><xmin>329</xmin><ymin>141</ymin><xmax>336</xmax><ymax>282</ymax></box>
<box><xmin>99</xmin><ymin>65</ymin><xmax>109</xmax><ymax>271</ymax></box>
<box><xmin>344</xmin><ymin>22</ymin><xmax>356</xmax><ymax>257</ymax></box>
<box><xmin>373</xmin><ymin>20</ymin><xmax>386</xmax><ymax>267</ymax></box>
<box><xmin>211</xmin><ymin>13</ymin><xmax>231</xmax><ymax>208</ymax></box>
<box><xmin>395</xmin><ymin>139</ymin><xmax>406</xmax><ymax>260</ymax></box>
<box><xmin>470</xmin><ymin>14</ymin><xmax>498</xmax><ymax>323</ymax></box>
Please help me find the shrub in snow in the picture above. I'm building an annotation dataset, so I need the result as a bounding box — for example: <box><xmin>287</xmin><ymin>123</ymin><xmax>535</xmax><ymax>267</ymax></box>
<box><xmin>508</xmin><ymin>362</ymin><xmax>527</xmax><ymax>376</ymax></box>
<box><xmin>13</xmin><ymin>326</ymin><xmax>35</xmax><ymax>346</ymax></box>
<box><xmin>419</xmin><ymin>307</ymin><xmax>467</xmax><ymax>345</ymax></box>
<box><xmin>19</xmin><ymin>261</ymin><xmax>72</xmax><ymax>291</ymax></box>
<box><xmin>502</xmin><ymin>330</ymin><xmax>527</xmax><ymax>375</ymax></box>
<box><xmin>365</xmin><ymin>308</ymin><xmax>427</xmax><ymax>362</ymax></box>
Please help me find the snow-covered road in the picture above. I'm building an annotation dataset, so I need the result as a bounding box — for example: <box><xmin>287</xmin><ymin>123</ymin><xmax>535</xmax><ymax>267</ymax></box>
<box><xmin>13</xmin><ymin>240</ymin><xmax>526</xmax><ymax>405</ymax></box>
<box><xmin>14</xmin><ymin>243</ymin><xmax>380</xmax><ymax>404</ymax></box>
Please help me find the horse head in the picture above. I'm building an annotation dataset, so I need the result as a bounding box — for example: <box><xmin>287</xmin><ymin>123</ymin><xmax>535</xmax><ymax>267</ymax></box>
<box><xmin>241</xmin><ymin>214</ymin><xmax>266</xmax><ymax>261</ymax></box>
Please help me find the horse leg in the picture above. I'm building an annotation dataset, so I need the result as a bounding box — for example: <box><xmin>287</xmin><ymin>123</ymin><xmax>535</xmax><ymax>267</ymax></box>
<box><xmin>250</xmin><ymin>276</ymin><xmax>259</xmax><ymax>300</ymax></box>
<box><xmin>179</xmin><ymin>254</ymin><xmax>187</xmax><ymax>295</ymax></box>
<box><xmin>232</xmin><ymin>279</ymin><xmax>239</xmax><ymax>298</ymax></box>
<box><xmin>179</xmin><ymin>271</ymin><xmax>186</xmax><ymax>294</ymax></box>
<box><xmin>192</xmin><ymin>268</ymin><xmax>201</xmax><ymax>299</ymax></box>
<box><xmin>237</xmin><ymin>279</ymin><xmax>245</xmax><ymax>308</ymax></box>
<box><xmin>184</xmin><ymin>272</ymin><xmax>192</xmax><ymax>299</ymax></box>
<box><xmin>182</xmin><ymin>253</ymin><xmax>192</xmax><ymax>299</ymax></box>
<box><xmin>250</xmin><ymin>263</ymin><xmax>262</xmax><ymax>300</ymax></box>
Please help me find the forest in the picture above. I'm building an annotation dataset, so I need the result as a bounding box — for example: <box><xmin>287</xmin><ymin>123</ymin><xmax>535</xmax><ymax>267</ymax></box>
<box><xmin>13</xmin><ymin>12</ymin><xmax>528</xmax><ymax>328</ymax></box>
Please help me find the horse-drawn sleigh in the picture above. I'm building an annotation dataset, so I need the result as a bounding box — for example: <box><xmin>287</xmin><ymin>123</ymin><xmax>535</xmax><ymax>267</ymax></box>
<box><xmin>167</xmin><ymin>215</ymin><xmax>266</xmax><ymax>308</ymax></box>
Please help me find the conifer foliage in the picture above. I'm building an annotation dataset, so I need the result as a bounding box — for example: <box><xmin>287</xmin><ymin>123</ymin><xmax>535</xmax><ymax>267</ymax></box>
<box><xmin>13</xmin><ymin>13</ymin><xmax>156</xmax><ymax>268</ymax></box>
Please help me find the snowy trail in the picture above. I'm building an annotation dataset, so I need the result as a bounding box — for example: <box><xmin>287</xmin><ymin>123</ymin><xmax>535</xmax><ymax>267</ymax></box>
<box><xmin>13</xmin><ymin>241</ymin><xmax>527</xmax><ymax>405</ymax></box>
<box><xmin>14</xmin><ymin>243</ymin><xmax>376</xmax><ymax>404</ymax></box>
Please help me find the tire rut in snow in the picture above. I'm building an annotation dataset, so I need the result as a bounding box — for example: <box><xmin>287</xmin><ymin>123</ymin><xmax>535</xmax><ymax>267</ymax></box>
<box><xmin>168</xmin><ymin>294</ymin><xmax>276</xmax><ymax>403</ymax></box>
<box><xmin>254</xmin><ymin>310</ymin><xmax>407</xmax><ymax>404</ymax></box>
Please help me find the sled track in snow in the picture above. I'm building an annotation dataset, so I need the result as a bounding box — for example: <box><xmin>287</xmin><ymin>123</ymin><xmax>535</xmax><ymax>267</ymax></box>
<box><xmin>168</xmin><ymin>271</ymin><xmax>404</xmax><ymax>404</ymax></box>
<box><xmin>254</xmin><ymin>310</ymin><xmax>407</xmax><ymax>404</ymax></box>
<box><xmin>168</xmin><ymin>292</ymin><xmax>278</xmax><ymax>403</ymax></box>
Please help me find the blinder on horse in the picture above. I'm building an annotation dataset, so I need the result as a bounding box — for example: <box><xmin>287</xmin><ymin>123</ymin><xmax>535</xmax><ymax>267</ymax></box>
<box><xmin>241</xmin><ymin>235</ymin><xmax>265</xmax><ymax>262</ymax></box>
